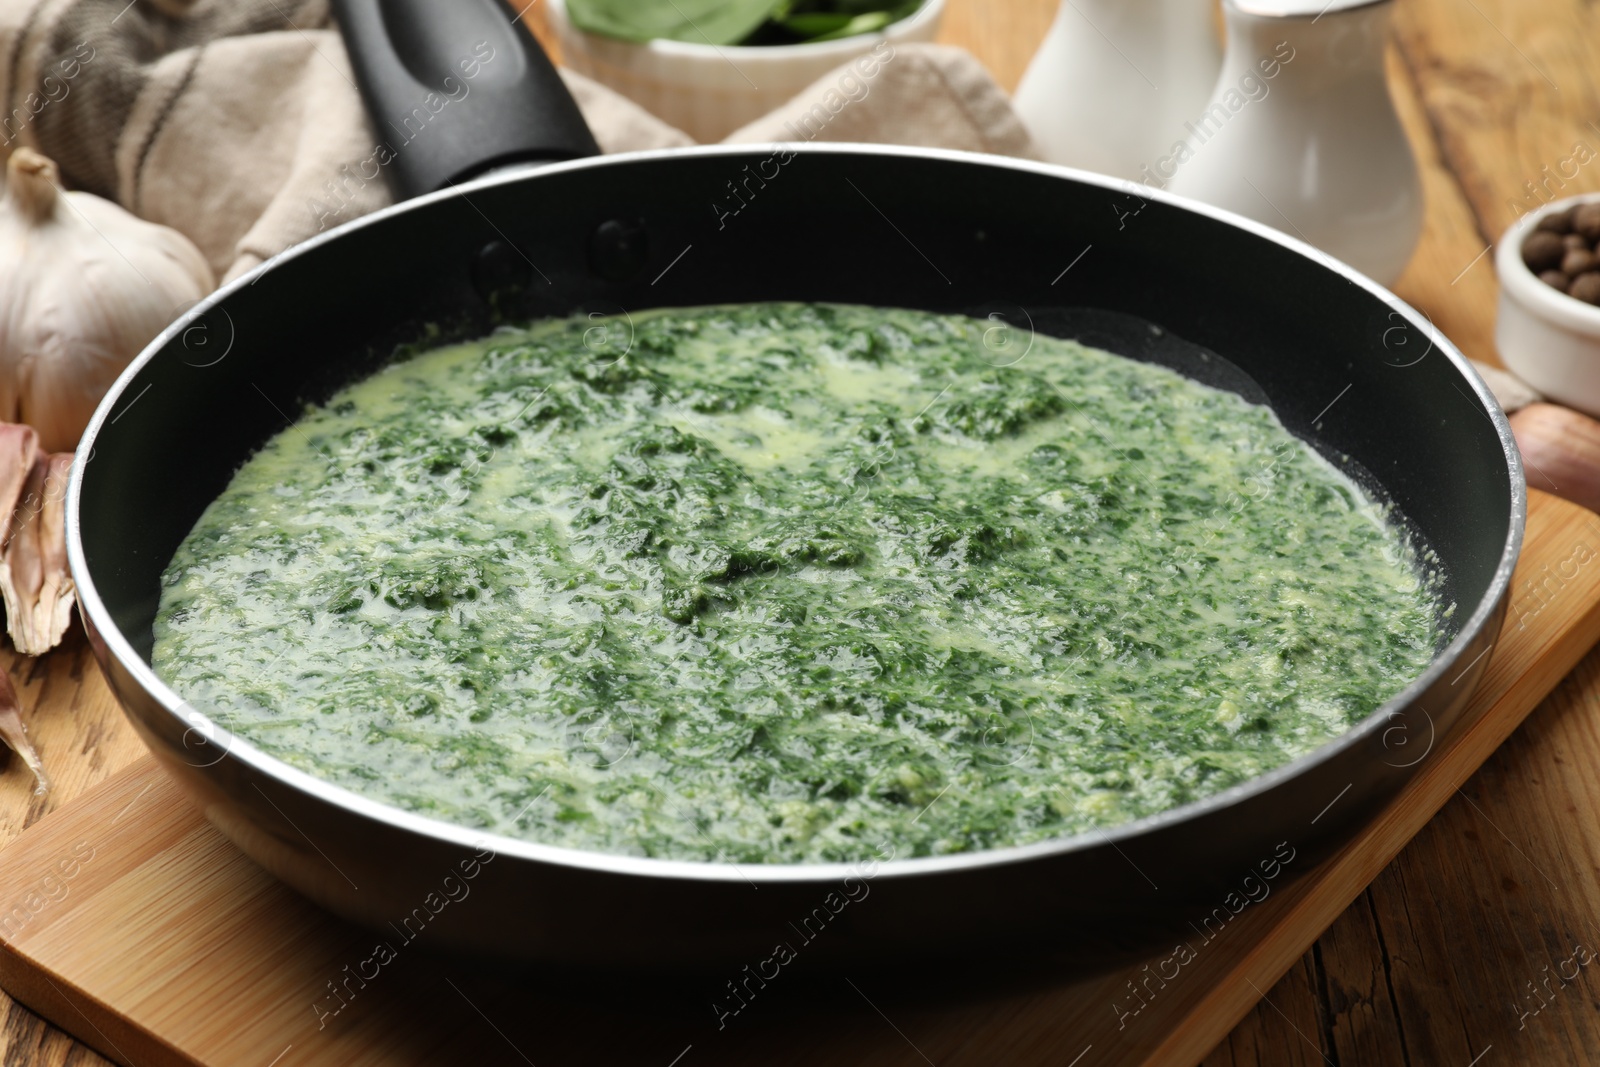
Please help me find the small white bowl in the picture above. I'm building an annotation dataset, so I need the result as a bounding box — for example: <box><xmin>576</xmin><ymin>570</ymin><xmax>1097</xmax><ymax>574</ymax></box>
<box><xmin>1496</xmin><ymin>194</ymin><xmax>1600</xmax><ymax>416</ymax></box>
<box><xmin>545</xmin><ymin>0</ymin><xmax>945</xmax><ymax>143</ymax></box>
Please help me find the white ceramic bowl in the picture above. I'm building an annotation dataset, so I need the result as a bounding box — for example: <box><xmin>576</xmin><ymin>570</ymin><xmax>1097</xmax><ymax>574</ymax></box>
<box><xmin>545</xmin><ymin>0</ymin><xmax>945</xmax><ymax>143</ymax></box>
<box><xmin>1496</xmin><ymin>193</ymin><xmax>1600</xmax><ymax>416</ymax></box>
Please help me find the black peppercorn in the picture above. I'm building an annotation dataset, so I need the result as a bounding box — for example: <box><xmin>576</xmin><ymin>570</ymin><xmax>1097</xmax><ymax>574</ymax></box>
<box><xmin>1575</xmin><ymin>203</ymin><xmax>1600</xmax><ymax>242</ymax></box>
<box><xmin>1524</xmin><ymin>230</ymin><xmax>1567</xmax><ymax>272</ymax></box>
<box><xmin>1562</xmin><ymin>248</ymin><xmax>1597</xmax><ymax>276</ymax></box>
<box><xmin>1570</xmin><ymin>271</ymin><xmax>1600</xmax><ymax>304</ymax></box>
<box><xmin>1537</xmin><ymin>207</ymin><xmax>1577</xmax><ymax>234</ymax></box>
<box><xmin>1516</xmin><ymin>231</ymin><xmax>1568</xmax><ymax>273</ymax></box>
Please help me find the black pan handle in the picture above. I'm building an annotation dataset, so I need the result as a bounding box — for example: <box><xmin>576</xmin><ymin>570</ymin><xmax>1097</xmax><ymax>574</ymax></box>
<box><xmin>329</xmin><ymin>0</ymin><xmax>599</xmax><ymax>199</ymax></box>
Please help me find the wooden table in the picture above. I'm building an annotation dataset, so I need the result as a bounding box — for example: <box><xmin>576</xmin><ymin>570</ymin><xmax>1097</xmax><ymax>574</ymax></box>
<box><xmin>0</xmin><ymin>0</ymin><xmax>1594</xmax><ymax>1063</ymax></box>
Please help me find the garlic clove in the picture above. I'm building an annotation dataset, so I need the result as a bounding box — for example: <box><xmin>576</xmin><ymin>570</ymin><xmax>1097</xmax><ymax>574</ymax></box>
<box><xmin>0</xmin><ymin>424</ymin><xmax>40</xmax><ymax>524</ymax></box>
<box><xmin>1509</xmin><ymin>402</ymin><xmax>1600</xmax><ymax>514</ymax></box>
<box><xmin>0</xmin><ymin>451</ymin><xmax>75</xmax><ymax>656</ymax></box>
<box><xmin>0</xmin><ymin>424</ymin><xmax>81</xmax><ymax>657</ymax></box>
<box><xmin>1470</xmin><ymin>359</ymin><xmax>1543</xmax><ymax>415</ymax></box>
<box><xmin>0</xmin><ymin>665</ymin><xmax>48</xmax><ymax>795</ymax></box>
<box><xmin>0</xmin><ymin>148</ymin><xmax>214</xmax><ymax>452</ymax></box>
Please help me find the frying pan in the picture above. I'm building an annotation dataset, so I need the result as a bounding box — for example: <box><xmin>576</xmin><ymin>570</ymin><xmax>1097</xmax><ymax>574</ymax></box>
<box><xmin>64</xmin><ymin>0</ymin><xmax>1523</xmax><ymax>973</ymax></box>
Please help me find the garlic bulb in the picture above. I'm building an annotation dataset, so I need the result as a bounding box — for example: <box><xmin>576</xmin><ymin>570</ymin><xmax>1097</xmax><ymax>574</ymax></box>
<box><xmin>0</xmin><ymin>148</ymin><xmax>214</xmax><ymax>452</ymax></box>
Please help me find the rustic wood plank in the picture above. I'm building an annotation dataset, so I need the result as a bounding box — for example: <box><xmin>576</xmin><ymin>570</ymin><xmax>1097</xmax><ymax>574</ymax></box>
<box><xmin>0</xmin><ymin>634</ymin><xmax>151</xmax><ymax>1066</ymax></box>
<box><xmin>1394</xmin><ymin>0</ymin><xmax>1600</xmax><ymax>246</ymax></box>
<box><xmin>1389</xmin><ymin>0</ymin><xmax>1600</xmax><ymax>377</ymax></box>
<box><xmin>1312</xmin><ymin>890</ymin><xmax>1410</xmax><ymax>1065</ymax></box>
<box><xmin>1197</xmin><ymin>955</ymin><xmax>1330</xmax><ymax>1067</ymax></box>
<box><xmin>1386</xmin><ymin>45</ymin><xmax>1503</xmax><ymax>369</ymax></box>
<box><xmin>0</xmin><ymin>634</ymin><xmax>150</xmax><ymax>830</ymax></box>
<box><xmin>933</xmin><ymin>0</ymin><xmax>1057</xmax><ymax>93</ymax></box>
<box><xmin>1363</xmin><ymin>832</ymin><xmax>1486</xmax><ymax>1064</ymax></box>
<box><xmin>0</xmin><ymin>998</ymin><xmax>113</xmax><ymax>1067</ymax></box>
<box><xmin>1357</xmin><ymin>642</ymin><xmax>1600</xmax><ymax>1064</ymax></box>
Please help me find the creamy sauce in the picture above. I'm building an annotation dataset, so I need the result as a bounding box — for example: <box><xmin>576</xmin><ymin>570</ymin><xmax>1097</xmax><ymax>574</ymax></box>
<box><xmin>152</xmin><ymin>304</ymin><xmax>1441</xmax><ymax>863</ymax></box>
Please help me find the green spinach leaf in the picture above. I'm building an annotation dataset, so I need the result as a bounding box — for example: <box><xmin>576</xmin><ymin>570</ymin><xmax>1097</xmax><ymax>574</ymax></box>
<box><xmin>792</xmin><ymin>11</ymin><xmax>892</xmax><ymax>41</ymax></box>
<box><xmin>567</xmin><ymin>0</ymin><xmax>923</xmax><ymax>46</ymax></box>
<box><xmin>566</xmin><ymin>0</ymin><xmax>781</xmax><ymax>45</ymax></box>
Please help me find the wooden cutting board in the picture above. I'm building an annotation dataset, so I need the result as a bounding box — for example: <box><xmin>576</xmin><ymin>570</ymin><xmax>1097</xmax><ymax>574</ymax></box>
<box><xmin>0</xmin><ymin>487</ymin><xmax>1595</xmax><ymax>1067</ymax></box>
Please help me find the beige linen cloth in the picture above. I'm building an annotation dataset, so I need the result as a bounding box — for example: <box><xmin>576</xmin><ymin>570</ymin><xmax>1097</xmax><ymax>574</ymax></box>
<box><xmin>0</xmin><ymin>0</ymin><xmax>1035</xmax><ymax>283</ymax></box>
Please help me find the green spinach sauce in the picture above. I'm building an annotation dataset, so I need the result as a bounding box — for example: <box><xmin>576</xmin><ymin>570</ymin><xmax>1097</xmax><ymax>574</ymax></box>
<box><xmin>152</xmin><ymin>304</ymin><xmax>1441</xmax><ymax>863</ymax></box>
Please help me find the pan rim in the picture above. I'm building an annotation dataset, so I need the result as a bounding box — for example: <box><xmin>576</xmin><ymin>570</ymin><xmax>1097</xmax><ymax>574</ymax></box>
<box><xmin>65</xmin><ymin>142</ymin><xmax>1527</xmax><ymax>885</ymax></box>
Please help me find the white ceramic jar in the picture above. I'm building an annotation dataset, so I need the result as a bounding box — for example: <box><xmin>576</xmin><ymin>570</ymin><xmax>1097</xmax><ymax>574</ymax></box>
<box><xmin>544</xmin><ymin>0</ymin><xmax>945</xmax><ymax>143</ymax></box>
<box><xmin>1165</xmin><ymin>0</ymin><xmax>1423</xmax><ymax>287</ymax></box>
<box><xmin>1497</xmin><ymin>194</ymin><xmax>1600</xmax><ymax>417</ymax></box>
<box><xmin>1012</xmin><ymin>0</ymin><xmax>1221</xmax><ymax>179</ymax></box>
